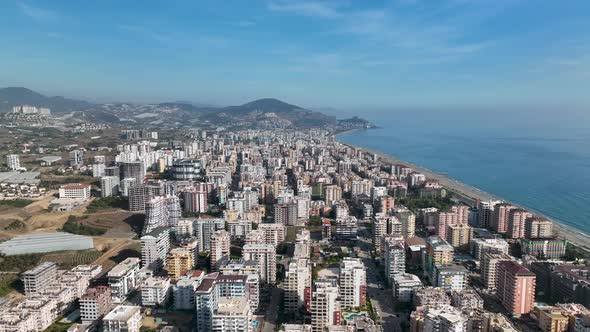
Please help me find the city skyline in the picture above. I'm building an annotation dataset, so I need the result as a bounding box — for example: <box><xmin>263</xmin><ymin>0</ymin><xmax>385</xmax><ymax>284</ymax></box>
<box><xmin>0</xmin><ymin>0</ymin><xmax>589</xmax><ymax>108</ymax></box>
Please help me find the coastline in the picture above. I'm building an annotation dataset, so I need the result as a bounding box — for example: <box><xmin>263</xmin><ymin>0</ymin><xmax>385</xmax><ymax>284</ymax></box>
<box><xmin>335</xmin><ymin>130</ymin><xmax>590</xmax><ymax>250</ymax></box>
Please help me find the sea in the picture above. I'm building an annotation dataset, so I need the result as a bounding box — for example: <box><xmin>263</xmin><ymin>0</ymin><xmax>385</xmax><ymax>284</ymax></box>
<box><xmin>336</xmin><ymin>108</ymin><xmax>590</xmax><ymax>234</ymax></box>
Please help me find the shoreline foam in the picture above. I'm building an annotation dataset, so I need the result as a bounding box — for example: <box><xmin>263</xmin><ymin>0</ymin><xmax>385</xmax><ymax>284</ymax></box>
<box><xmin>335</xmin><ymin>131</ymin><xmax>590</xmax><ymax>250</ymax></box>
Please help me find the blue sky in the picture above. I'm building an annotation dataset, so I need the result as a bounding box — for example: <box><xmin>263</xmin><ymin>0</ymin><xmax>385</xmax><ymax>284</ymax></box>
<box><xmin>0</xmin><ymin>0</ymin><xmax>589</xmax><ymax>109</ymax></box>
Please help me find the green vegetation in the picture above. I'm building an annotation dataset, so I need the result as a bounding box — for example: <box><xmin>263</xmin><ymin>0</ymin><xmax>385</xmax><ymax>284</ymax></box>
<box><xmin>86</xmin><ymin>196</ymin><xmax>128</xmax><ymax>213</ymax></box>
<box><xmin>397</xmin><ymin>196</ymin><xmax>454</xmax><ymax>211</ymax></box>
<box><xmin>4</xmin><ymin>220</ymin><xmax>25</xmax><ymax>230</ymax></box>
<box><xmin>61</xmin><ymin>215</ymin><xmax>106</xmax><ymax>236</ymax></box>
<box><xmin>0</xmin><ymin>199</ymin><xmax>33</xmax><ymax>210</ymax></box>
<box><xmin>0</xmin><ymin>253</ymin><xmax>43</xmax><ymax>272</ymax></box>
<box><xmin>309</xmin><ymin>215</ymin><xmax>322</xmax><ymax>226</ymax></box>
<box><xmin>43</xmin><ymin>321</ymin><xmax>75</xmax><ymax>332</ymax></box>
<box><xmin>286</xmin><ymin>226</ymin><xmax>305</xmax><ymax>242</ymax></box>
<box><xmin>41</xmin><ymin>250</ymin><xmax>102</xmax><ymax>269</ymax></box>
<box><xmin>366</xmin><ymin>299</ymin><xmax>378</xmax><ymax>322</ymax></box>
<box><xmin>565</xmin><ymin>243</ymin><xmax>590</xmax><ymax>263</ymax></box>
<box><xmin>0</xmin><ymin>249</ymin><xmax>103</xmax><ymax>274</ymax></box>
<box><xmin>0</xmin><ymin>275</ymin><xmax>18</xmax><ymax>296</ymax></box>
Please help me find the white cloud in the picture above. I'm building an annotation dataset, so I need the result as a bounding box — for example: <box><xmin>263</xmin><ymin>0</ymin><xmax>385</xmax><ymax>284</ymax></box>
<box><xmin>18</xmin><ymin>2</ymin><xmax>58</xmax><ymax>21</ymax></box>
<box><xmin>268</xmin><ymin>0</ymin><xmax>342</xmax><ymax>19</ymax></box>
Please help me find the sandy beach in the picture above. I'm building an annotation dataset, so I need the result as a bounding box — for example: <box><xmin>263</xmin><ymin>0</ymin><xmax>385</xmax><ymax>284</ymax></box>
<box><xmin>336</xmin><ymin>133</ymin><xmax>590</xmax><ymax>250</ymax></box>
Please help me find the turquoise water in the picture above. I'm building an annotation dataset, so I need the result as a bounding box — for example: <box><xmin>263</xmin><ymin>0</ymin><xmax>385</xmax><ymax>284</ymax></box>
<box><xmin>337</xmin><ymin>109</ymin><xmax>590</xmax><ymax>234</ymax></box>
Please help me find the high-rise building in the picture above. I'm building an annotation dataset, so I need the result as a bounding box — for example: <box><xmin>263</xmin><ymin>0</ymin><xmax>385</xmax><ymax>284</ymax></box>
<box><xmin>284</xmin><ymin>258</ymin><xmax>312</xmax><ymax>314</ymax></box>
<box><xmin>274</xmin><ymin>202</ymin><xmax>298</xmax><ymax>226</ymax></box>
<box><xmin>242</xmin><ymin>243</ymin><xmax>276</xmax><ymax>284</ymax></box>
<box><xmin>324</xmin><ymin>185</ymin><xmax>342</xmax><ymax>205</ymax></box>
<box><xmin>373</xmin><ymin>216</ymin><xmax>388</xmax><ymax>253</ymax></box>
<box><xmin>470</xmin><ymin>237</ymin><xmax>509</xmax><ymax>262</ymax></box>
<box><xmin>195</xmin><ymin>272</ymin><xmax>253</xmax><ymax>332</ymax></box>
<box><xmin>143</xmin><ymin>196</ymin><xmax>168</xmax><ymax>234</ymax></box>
<box><xmin>141</xmin><ymin>276</ymin><xmax>171</xmax><ymax>307</ymax></box>
<box><xmin>80</xmin><ymin>286</ymin><xmax>112</xmax><ymax>323</ymax></box>
<box><xmin>478</xmin><ymin>200</ymin><xmax>501</xmax><ymax>229</ymax></box>
<box><xmin>102</xmin><ymin>305</ymin><xmax>142</xmax><ymax>332</ymax></box>
<box><xmin>423</xmin><ymin>305</ymin><xmax>468</xmax><ymax>332</ymax></box>
<box><xmin>183</xmin><ymin>188</ymin><xmax>208</xmax><ymax>214</ymax></box>
<box><xmin>166</xmin><ymin>195</ymin><xmax>181</xmax><ymax>228</ymax></box>
<box><xmin>140</xmin><ymin>227</ymin><xmax>170</xmax><ymax>271</ymax></box>
<box><xmin>492</xmin><ymin>203</ymin><xmax>517</xmax><ymax>234</ymax></box>
<box><xmin>108</xmin><ymin>258</ymin><xmax>141</xmax><ymax>303</ymax></box>
<box><xmin>6</xmin><ymin>154</ymin><xmax>20</xmax><ymax>170</ymax></box>
<box><xmin>339</xmin><ymin>258</ymin><xmax>367</xmax><ymax>308</ymax></box>
<box><xmin>92</xmin><ymin>163</ymin><xmax>106</xmax><ymax>178</ymax></box>
<box><xmin>210</xmin><ymin>230</ymin><xmax>231</xmax><ymax>270</ymax></box>
<box><xmin>218</xmin><ymin>259</ymin><xmax>260</xmax><ymax>311</ymax></box>
<box><xmin>392</xmin><ymin>273</ymin><xmax>422</xmax><ymax>302</ymax></box>
<box><xmin>422</xmin><ymin>236</ymin><xmax>454</xmax><ymax>283</ymax></box>
<box><xmin>171</xmin><ymin>159</ymin><xmax>201</xmax><ymax>181</ymax></box>
<box><xmin>128</xmin><ymin>184</ymin><xmax>147</xmax><ymax>212</ymax></box>
<box><xmin>383</xmin><ymin>236</ymin><xmax>406</xmax><ymax>283</ymax></box>
<box><xmin>434</xmin><ymin>212</ymin><xmax>458</xmax><ymax>239</ymax></box>
<box><xmin>481</xmin><ymin>252</ymin><xmax>512</xmax><ymax>290</ymax></box>
<box><xmin>194</xmin><ymin>218</ymin><xmax>225</xmax><ymax>252</ymax></box>
<box><xmin>69</xmin><ymin>149</ymin><xmax>84</xmax><ymax>169</ymax></box>
<box><xmin>120</xmin><ymin>161</ymin><xmax>145</xmax><ymax>183</ymax></box>
<box><xmin>496</xmin><ymin>261</ymin><xmax>536</xmax><ymax>316</ymax></box>
<box><xmin>258</xmin><ymin>223</ymin><xmax>286</xmax><ymax>247</ymax></box>
<box><xmin>507</xmin><ymin>209</ymin><xmax>532</xmax><ymax>239</ymax></box>
<box><xmin>446</xmin><ymin>223</ymin><xmax>472</xmax><ymax>250</ymax></box>
<box><xmin>166</xmin><ymin>248</ymin><xmax>195</xmax><ymax>281</ymax></box>
<box><xmin>524</xmin><ymin>217</ymin><xmax>553</xmax><ymax>239</ymax></box>
<box><xmin>393</xmin><ymin>209</ymin><xmax>416</xmax><ymax>238</ymax></box>
<box><xmin>22</xmin><ymin>262</ymin><xmax>57</xmax><ymax>296</ymax></box>
<box><xmin>311</xmin><ymin>278</ymin><xmax>340</xmax><ymax>332</ymax></box>
<box><xmin>101</xmin><ymin>176</ymin><xmax>120</xmax><ymax>197</ymax></box>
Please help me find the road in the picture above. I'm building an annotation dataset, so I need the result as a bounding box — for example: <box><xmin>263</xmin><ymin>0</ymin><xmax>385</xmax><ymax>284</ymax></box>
<box><xmin>262</xmin><ymin>286</ymin><xmax>283</xmax><ymax>332</ymax></box>
<box><xmin>357</xmin><ymin>222</ymin><xmax>401</xmax><ymax>332</ymax></box>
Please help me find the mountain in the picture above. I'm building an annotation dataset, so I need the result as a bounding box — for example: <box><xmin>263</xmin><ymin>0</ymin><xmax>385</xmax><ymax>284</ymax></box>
<box><xmin>205</xmin><ymin>98</ymin><xmax>337</xmax><ymax>128</ymax></box>
<box><xmin>0</xmin><ymin>87</ymin><xmax>92</xmax><ymax>113</ymax></box>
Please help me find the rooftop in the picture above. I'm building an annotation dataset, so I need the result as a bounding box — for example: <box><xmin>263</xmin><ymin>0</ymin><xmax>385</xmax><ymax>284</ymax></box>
<box><xmin>103</xmin><ymin>305</ymin><xmax>141</xmax><ymax>322</ymax></box>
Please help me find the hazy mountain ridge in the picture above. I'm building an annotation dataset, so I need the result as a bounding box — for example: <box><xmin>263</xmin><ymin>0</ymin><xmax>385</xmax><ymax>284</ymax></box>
<box><xmin>0</xmin><ymin>87</ymin><xmax>371</xmax><ymax>129</ymax></box>
<box><xmin>0</xmin><ymin>87</ymin><xmax>93</xmax><ymax>112</ymax></box>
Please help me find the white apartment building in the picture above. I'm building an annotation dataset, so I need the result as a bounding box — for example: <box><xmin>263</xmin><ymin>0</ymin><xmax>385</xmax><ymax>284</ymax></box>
<box><xmin>92</xmin><ymin>163</ymin><xmax>106</xmax><ymax>178</ymax></box>
<box><xmin>195</xmin><ymin>218</ymin><xmax>225</xmax><ymax>251</ymax></box>
<box><xmin>211</xmin><ymin>298</ymin><xmax>252</xmax><ymax>332</ymax></box>
<box><xmin>6</xmin><ymin>154</ymin><xmax>20</xmax><ymax>170</ymax></box>
<box><xmin>227</xmin><ymin>219</ymin><xmax>252</xmax><ymax>239</ymax></box>
<box><xmin>211</xmin><ymin>230</ymin><xmax>231</xmax><ymax>269</ymax></box>
<box><xmin>392</xmin><ymin>273</ymin><xmax>423</xmax><ymax>302</ymax></box>
<box><xmin>294</xmin><ymin>229</ymin><xmax>311</xmax><ymax>259</ymax></box>
<box><xmin>80</xmin><ymin>286</ymin><xmax>112</xmax><ymax>323</ymax></box>
<box><xmin>383</xmin><ymin>236</ymin><xmax>406</xmax><ymax>283</ymax></box>
<box><xmin>103</xmin><ymin>305</ymin><xmax>142</xmax><ymax>332</ymax></box>
<box><xmin>140</xmin><ymin>227</ymin><xmax>170</xmax><ymax>271</ymax></box>
<box><xmin>284</xmin><ymin>258</ymin><xmax>311</xmax><ymax>314</ymax></box>
<box><xmin>100</xmin><ymin>176</ymin><xmax>120</xmax><ymax>197</ymax></box>
<box><xmin>339</xmin><ymin>258</ymin><xmax>367</xmax><ymax>308</ymax></box>
<box><xmin>173</xmin><ymin>273</ymin><xmax>204</xmax><ymax>310</ymax></box>
<box><xmin>258</xmin><ymin>223</ymin><xmax>286</xmax><ymax>247</ymax></box>
<box><xmin>311</xmin><ymin>279</ymin><xmax>340</xmax><ymax>332</ymax></box>
<box><xmin>423</xmin><ymin>305</ymin><xmax>468</xmax><ymax>332</ymax></box>
<box><xmin>58</xmin><ymin>183</ymin><xmax>91</xmax><ymax>200</ymax></box>
<box><xmin>22</xmin><ymin>261</ymin><xmax>57</xmax><ymax>296</ymax></box>
<box><xmin>108</xmin><ymin>258</ymin><xmax>140</xmax><ymax>303</ymax></box>
<box><xmin>218</xmin><ymin>260</ymin><xmax>260</xmax><ymax>311</ymax></box>
<box><xmin>242</xmin><ymin>243</ymin><xmax>276</xmax><ymax>284</ymax></box>
<box><xmin>141</xmin><ymin>276</ymin><xmax>171</xmax><ymax>307</ymax></box>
